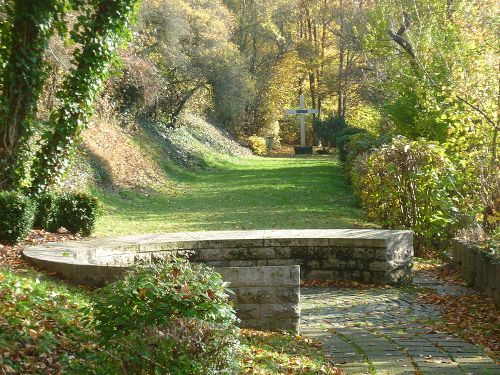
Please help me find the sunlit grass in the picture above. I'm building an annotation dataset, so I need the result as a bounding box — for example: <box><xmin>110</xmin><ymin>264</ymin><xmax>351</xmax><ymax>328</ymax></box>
<box><xmin>94</xmin><ymin>155</ymin><xmax>374</xmax><ymax>236</ymax></box>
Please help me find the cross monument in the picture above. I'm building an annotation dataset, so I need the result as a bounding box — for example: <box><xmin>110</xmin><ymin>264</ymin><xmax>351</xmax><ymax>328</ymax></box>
<box><xmin>285</xmin><ymin>94</ymin><xmax>319</xmax><ymax>148</ymax></box>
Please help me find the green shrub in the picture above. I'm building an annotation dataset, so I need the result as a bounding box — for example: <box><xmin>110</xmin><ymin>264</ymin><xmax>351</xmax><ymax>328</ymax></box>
<box><xmin>34</xmin><ymin>192</ymin><xmax>59</xmax><ymax>231</ymax></box>
<box><xmin>88</xmin><ymin>260</ymin><xmax>240</xmax><ymax>375</ymax></box>
<box><xmin>344</xmin><ymin>132</ymin><xmax>379</xmax><ymax>173</ymax></box>
<box><xmin>313</xmin><ymin>116</ymin><xmax>347</xmax><ymax>150</ymax></box>
<box><xmin>336</xmin><ymin>127</ymin><xmax>367</xmax><ymax>162</ymax></box>
<box><xmin>0</xmin><ymin>191</ymin><xmax>36</xmax><ymax>245</ymax></box>
<box><xmin>350</xmin><ymin>136</ymin><xmax>457</xmax><ymax>254</ymax></box>
<box><xmin>56</xmin><ymin>192</ymin><xmax>99</xmax><ymax>236</ymax></box>
<box><xmin>248</xmin><ymin>135</ymin><xmax>267</xmax><ymax>156</ymax></box>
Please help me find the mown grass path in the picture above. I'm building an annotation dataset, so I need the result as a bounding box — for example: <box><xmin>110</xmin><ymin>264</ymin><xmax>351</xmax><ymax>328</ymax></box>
<box><xmin>95</xmin><ymin>155</ymin><xmax>373</xmax><ymax>236</ymax></box>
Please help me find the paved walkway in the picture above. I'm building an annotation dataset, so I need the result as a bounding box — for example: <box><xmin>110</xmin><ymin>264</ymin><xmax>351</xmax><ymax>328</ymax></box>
<box><xmin>301</xmin><ymin>279</ymin><xmax>498</xmax><ymax>375</ymax></box>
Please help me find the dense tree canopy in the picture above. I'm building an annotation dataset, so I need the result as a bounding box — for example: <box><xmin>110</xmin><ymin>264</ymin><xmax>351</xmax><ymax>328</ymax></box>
<box><xmin>0</xmin><ymin>0</ymin><xmax>497</xmax><ymax>236</ymax></box>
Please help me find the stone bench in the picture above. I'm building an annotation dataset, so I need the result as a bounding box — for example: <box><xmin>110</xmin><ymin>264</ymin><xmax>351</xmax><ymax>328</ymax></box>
<box><xmin>23</xmin><ymin>229</ymin><xmax>413</xmax><ymax>332</ymax></box>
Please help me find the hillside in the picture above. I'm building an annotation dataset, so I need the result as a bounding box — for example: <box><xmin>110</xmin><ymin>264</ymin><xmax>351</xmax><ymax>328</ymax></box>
<box><xmin>65</xmin><ymin>114</ymin><xmax>252</xmax><ymax>194</ymax></box>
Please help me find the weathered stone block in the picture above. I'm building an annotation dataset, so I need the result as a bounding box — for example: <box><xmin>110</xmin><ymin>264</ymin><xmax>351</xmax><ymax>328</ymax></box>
<box><xmin>369</xmin><ymin>261</ymin><xmax>387</xmax><ymax>272</ymax></box>
<box><xmin>352</xmin><ymin>248</ymin><xmax>375</xmax><ymax>259</ymax></box>
<box><xmin>374</xmin><ymin>248</ymin><xmax>388</xmax><ymax>260</ymax></box>
<box><xmin>346</xmin><ymin>260</ymin><xmax>359</xmax><ymax>270</ymax></box>
<box><xmin>198</xmin><ymin>238</ymin><xmax>264</xmax><ymax>249</ymax></box>
<box><xmin>304</xmin><ymin>270</ymin><xmax>334</xmax><ymax>280</ymax></box>
<box><xmin>260</xmin><ymin>303</ymin><xmax>300</xmax><ymax>320</ymax></box>
<box><xmin>275</xmin><ymin>246</ymin><xmax>292</xmax><ymax>258</ymax></box>
<box><xmin>236</xmin><ymin>287</ymin><xmax>275</xmax><ymax>304</ymax></box>
<box><xmin>235</xmin><ymin>304</ymin><xmax>260</xmax><ymax>320</ymax></box>
<box><xmin>265</xmin><ymin>237</ymin><xmax>329</xmax><ymax>247</ymax></box>
<box><xmin>362</xmin><ymin>271</ymin><xmax>371</xmax><ymax>283</ymax></box>
<box><xmin>267</xmin><ymin>258</ymin><xmax>298</xmax><ymax>266</ymax></box>
<box><xmin>134</xmin><ymin>252</ymin><xmax>151</xmax><ymax>263</ymax></box>
<box><xmin>275</xmin><ymin>287</ymin><xmax>300</xmax><ymax>304</ymax></box>
<box><xmin>197</xmin><ymin>248</ymin><xmax>226</xmax><ymax>261</ymax></box>
<box><xmin>229</xmin><ymin>260</ymin><xmax>257</xmax><ymax>267</ymax></box>
<box><xmin>306</xmin><ymin>259</ymin><xmax>321</xmax><ymax>269</ymax></box>
<box><xmin>323</xmin><ymin>257</ymin><xmax>341</xmax><ymax>269</ymax></box>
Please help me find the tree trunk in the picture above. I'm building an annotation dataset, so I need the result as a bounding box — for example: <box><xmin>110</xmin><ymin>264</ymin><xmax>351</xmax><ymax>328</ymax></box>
<box><xmin>337</xmin><ymin>0</ymin><xmax>345</xmax><ymax>118</ymax></box>
<box><xmin>0</xmin><ymin>1</ymin><xmax>57</xmax><ymax>190</ymax></box>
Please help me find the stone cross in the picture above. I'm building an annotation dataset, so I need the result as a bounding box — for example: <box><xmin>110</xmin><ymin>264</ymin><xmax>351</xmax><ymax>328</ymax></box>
<box><xmin>285</xmin><ymin>94</ymin><xmax>319</xmax><ymax>147</ymax></box>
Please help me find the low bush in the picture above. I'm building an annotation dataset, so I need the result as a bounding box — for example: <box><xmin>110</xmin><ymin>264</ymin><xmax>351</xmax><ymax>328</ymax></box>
<box><xmin>34</xmin><ymin>192</ymin><xmax>59</xmax><ymax>231</ymax></box>
<box><xmin>56</xmin><ymin>192</ymin><xmax>99</xmax><ymax>236</ymax></box>
<box><xmin>350</xmin><ymin>136</ymin><xmax>457</xmax><ymax>253</ymax></box>
<box><xmin>248</xmin><ymin>135</ymin><xmax>267</xmax><ymax>156</ymax></box>
<box><xmin>87</xmin><ymin>260</ymin><xmax>240</xmax><ymax>375</ymax></box>
<box><xmin>0</xmin><ymin>191</ymin><xmax>36</xmax><ymax>245</ymax></box>
<box><xmin>336</xmin><ymin>127</ymin><xmax>367</xmax><ymax>162</ymax></box>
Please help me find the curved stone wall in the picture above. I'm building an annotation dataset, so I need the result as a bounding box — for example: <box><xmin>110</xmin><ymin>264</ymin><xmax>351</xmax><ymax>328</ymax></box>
<box><xmin>23</xmin><ymin>229</ymin><xmax>413</xmax><ymax>332</ymax></box>
<box><xmin>23</xmin><ymin>229</ymin><xmax>413</xmax><ymax>286</ymax></box>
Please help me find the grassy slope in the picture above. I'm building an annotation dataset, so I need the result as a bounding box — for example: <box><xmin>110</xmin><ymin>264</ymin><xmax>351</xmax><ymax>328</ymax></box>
<box><xmin>95</xmin><ymin>155</ymin><xmax>373</xmax><ymax>236</ymax></box>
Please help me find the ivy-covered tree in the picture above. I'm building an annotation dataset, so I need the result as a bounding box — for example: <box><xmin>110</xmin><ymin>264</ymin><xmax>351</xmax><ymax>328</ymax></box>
<box><xmin>31</xmin><ymin>0</ymin><xmax>139</xmax><ymax>192</ymax></box>
<box><xmin>0</xmin><ymin>0</ymin><xmax>67</xmax><ymax>190</ymax></box>
<box><xmin>0</xmin><ymin>0</ymin><xmax>139</xmax><ymax>193</ymax></box>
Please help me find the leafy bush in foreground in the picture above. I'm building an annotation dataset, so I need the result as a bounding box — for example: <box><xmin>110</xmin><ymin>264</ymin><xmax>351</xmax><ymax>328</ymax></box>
<box><xmin>344</xmin><ymin>132</ymin><xmax>380</xmax><ymax>173</ymax></box>
<box><xmin>351</xmin><ymin>136</ymin><xmax>457</xmax><ymax>253</ymax></box>
<box><xmin>87</xmin><ymin>260</ymin><xmax>240</xmax><ymax>375</ymax></box>
<box><xmin>0</xmin><ymin>191</ymin><xmax>36</xmax><ymax>245</ymax></box>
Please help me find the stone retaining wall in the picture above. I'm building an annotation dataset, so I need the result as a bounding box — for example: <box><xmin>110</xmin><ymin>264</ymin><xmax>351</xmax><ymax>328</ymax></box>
<box><xmin>215</xmin><ymin>266</ymin><xmax>300</xmax><ymax>331</ymax></box>
<box><xmin>85</xmin><ymin>230</ymin><xmax>413</xmax><ymax>285</ymax></box>
<box><xmin>23</xmin><ymin>229</ymin><xmax>414</xmax><ymax>332</ymax></box>
<box><xmin>450</xmin><ymin>239</ymin><xmax>500</xmax><ymax>307</ymax></box>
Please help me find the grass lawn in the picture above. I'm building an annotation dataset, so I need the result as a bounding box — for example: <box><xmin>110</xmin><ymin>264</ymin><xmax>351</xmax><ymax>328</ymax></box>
<box><xmin>95</xmin><ymin>154</ymin><xmax>373</xmax><ymax>236</ymax></box>
<box><xmin>0</xmin><ymin>154</ymin><xmax>367</xmax><ymax>374</ymax></box>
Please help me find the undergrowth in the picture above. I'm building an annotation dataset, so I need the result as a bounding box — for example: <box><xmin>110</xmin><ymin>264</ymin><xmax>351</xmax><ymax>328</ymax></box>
<box><xmin>0</xmin><ymin>268</ymin><xmax>339</xmax><ymax>374</ymax></box>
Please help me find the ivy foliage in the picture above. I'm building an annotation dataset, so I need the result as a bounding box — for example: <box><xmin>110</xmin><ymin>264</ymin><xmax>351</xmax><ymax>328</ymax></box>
<box><xmin>31</xmin><ymin>0</ymin><xmax>139</xmax><ymax>193</ymax></box>
<box><xmin>0</xmin><ymin>0</ymin><xmax>139</xmax><ymax>194</ymax></box>
<box><xmin>0</xmin><ymin>0</ymin><xmax>68</xmax><ymax>190</ymax></box>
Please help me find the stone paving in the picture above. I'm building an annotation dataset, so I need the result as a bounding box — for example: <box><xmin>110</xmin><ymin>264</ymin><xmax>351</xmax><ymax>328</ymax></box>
<box><xmin>301</xmin><ymin>279</ymin><xmax>498</xmax><ymax>375</ymax></box>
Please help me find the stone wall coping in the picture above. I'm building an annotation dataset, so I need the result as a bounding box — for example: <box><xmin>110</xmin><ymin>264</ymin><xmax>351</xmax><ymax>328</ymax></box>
<box><xmin>23</xmin><ymin>229</ymin><xmax>412</xmax><ymax>266</ymax></box>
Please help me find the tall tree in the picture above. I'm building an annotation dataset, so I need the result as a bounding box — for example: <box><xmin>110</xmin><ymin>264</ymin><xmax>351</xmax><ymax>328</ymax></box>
<box><xmin>0</xmin><ymin>0</ymin><xmax>139</xmax><ymax>193</ymax></box>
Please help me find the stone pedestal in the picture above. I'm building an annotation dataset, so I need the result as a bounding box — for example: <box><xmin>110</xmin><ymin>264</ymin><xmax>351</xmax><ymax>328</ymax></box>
<box><xmin>294</xmin><ymin>146</ymin><xmax>313</xmax><ymax>155</ymax></box>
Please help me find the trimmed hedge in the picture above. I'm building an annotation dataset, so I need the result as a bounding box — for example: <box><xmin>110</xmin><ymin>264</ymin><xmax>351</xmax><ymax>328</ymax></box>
<box><xmin>34</xmin><ymin>192</ymin><xmax>99</xmax><ymax>236</ymax></box>
<box><xmin>57</xmin><ymin>193</ymin><xmax>99</xmax><ymax>236</ymax></box>
<box><xmin>0</xmin><ymin>191</ymin><xmax>36</xmax><ymax>245</ymax></box>
<box><xmin>34</xmin><ymin>192</ymin><xmax>59</xmax><ymax>231</ymax></box>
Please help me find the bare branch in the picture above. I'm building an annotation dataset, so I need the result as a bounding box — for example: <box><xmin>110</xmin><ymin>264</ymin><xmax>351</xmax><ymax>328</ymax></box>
<box><xmin>388</xmin><ymin>12</ymin><xmax>415</xmax><ymax>59</ymax></box>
